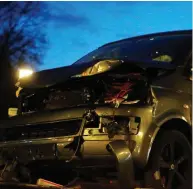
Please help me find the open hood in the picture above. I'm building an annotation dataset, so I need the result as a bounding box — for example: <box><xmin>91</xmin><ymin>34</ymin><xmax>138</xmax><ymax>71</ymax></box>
<box><xmin>17</xmin><ymin>58</ymin><xmax>176</xmax><ymax>89</ymax></box>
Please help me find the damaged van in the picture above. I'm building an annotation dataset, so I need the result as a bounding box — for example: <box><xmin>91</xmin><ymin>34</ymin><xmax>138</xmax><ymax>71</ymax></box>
<box><xmin>0</xmin><ymin>30</ymin><xmax>192</xmax><ymax>189</ymax></box>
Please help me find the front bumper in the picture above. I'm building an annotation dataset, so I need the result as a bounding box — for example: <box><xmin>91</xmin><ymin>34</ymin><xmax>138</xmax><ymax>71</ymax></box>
<box><xmin>0</xmin><ymin>104</ymin><xmax>153</xmax><ymax>169</ymax></box>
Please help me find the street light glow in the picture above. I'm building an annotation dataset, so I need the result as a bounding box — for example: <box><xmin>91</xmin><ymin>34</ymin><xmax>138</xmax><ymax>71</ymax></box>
<box><xmin>19</xmin><ymin>68</ymin><xmax>33</xmax><ymax>79</ymax></box>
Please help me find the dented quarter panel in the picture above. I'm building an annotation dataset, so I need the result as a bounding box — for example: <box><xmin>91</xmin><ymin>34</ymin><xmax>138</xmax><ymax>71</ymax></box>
<box><xmin>130</xmin><ymin>85</ymin><xmax>192</xmax><ymax>167</ymax></box>
<box><xmin>136</xmin><ymin>67</ymin><xmax>192</xmax><ymax>167</ymax></box>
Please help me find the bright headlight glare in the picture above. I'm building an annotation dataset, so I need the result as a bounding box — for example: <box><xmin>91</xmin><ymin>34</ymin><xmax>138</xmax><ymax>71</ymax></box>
<box><xmin>19</xmin><ymin>68</ymin><xmax>33</xmax><ymax>79</ymax></box>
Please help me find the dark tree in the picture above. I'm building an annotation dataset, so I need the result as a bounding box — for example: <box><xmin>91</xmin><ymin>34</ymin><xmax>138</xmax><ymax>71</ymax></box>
<box><xmin>0</xmin><ymin>2</ymin><xmax>47</xmax><ymax>120</ymax></box>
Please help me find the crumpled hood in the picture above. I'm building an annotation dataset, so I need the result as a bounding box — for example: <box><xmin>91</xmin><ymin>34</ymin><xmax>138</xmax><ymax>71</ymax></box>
<box><xmin>17</xmin><ymin>59</ymin><xmax>176</xmax><ymax>89</ymax></box>
<box><xmin>17</xmin><ymin>61</ymin><xmax>97</xmax><ymax>89</ymax></box>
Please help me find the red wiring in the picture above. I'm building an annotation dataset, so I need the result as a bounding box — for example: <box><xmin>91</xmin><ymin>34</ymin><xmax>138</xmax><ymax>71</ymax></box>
<box><xmin>104</xmin><ymin>81</ymin><xmax>135</xmax><ymax>103</ymax></box>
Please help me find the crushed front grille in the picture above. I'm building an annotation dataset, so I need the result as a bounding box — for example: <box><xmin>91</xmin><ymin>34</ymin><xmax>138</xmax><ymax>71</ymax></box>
<box><xmin>0</xmin><ymin>120</ymin><xmax>82</xmax><ymax>142</ymax></box>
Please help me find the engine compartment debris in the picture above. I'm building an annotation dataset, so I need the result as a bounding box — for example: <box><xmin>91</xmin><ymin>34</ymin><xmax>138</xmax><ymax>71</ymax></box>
<box><xmin>17</xmin><ymin>60</ymin><xmax>151</xmax><ymax>114</ymax></box>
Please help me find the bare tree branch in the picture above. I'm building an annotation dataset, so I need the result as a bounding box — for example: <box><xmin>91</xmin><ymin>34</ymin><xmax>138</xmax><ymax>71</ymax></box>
<box><xmin>0</xmin><ymin>1</ymin><xmax>47</xmax><ymax>66</ymax></box>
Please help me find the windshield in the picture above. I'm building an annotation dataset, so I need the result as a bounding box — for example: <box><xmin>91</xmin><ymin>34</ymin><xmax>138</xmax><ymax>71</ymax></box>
<box><xmin>74</xmin><ymin>34</ymin><xmax>191</xmax><ymax>66</ymax></box>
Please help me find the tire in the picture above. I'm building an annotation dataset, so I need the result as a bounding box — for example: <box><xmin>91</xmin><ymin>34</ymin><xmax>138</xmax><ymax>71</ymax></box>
<box><xmin>144</xmin><ymin>130</ymin><xmax>192</xmax><ymax>189</ymax></box>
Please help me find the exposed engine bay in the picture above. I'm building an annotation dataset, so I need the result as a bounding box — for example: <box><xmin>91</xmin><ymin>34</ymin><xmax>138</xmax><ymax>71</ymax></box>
<box><xmin>17</xmin><ymin>60</ymin><xmax>153</xmax><ymax>114</ymax></box>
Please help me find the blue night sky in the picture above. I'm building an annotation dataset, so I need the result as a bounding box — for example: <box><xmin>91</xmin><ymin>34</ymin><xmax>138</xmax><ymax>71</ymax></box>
<box><xmin>40</xmin><ymin>1</ymin><xmax>192</xmax><ymax>71</ymax></box>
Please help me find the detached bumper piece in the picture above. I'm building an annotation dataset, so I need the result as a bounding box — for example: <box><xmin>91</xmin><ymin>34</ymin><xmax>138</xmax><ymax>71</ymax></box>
<box><xmin>108</xmin><ymin>140</ymin><xmax>135</xmax><ymax>189</ymax></box>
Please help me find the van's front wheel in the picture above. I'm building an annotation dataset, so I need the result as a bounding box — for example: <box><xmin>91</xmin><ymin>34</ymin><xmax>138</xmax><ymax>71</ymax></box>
<box><xmin>144</xmin><ymin>130</ymin><xmax>192</xmax><ymax>189</ymax></box>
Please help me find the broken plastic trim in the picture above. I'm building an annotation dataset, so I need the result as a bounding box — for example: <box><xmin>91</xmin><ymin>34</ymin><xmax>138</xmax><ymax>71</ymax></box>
<box><xmin>107</xmin><ymin>140</ymin><xmax>135</xmax><ymax>189</ymax></box>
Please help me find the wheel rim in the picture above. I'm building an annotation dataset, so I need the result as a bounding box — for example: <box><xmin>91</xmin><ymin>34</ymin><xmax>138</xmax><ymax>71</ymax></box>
<box><xmin>158</xmin><ymin>141</ymin><xmax>191</xmax><ymax>189</ymax></box>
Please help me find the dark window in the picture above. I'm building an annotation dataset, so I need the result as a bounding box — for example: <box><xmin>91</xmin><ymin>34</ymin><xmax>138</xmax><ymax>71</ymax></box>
<box><xmin>74</xmin><ymin>34</ymin><xmax>192</xmax><ymax>66</ymax></box>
